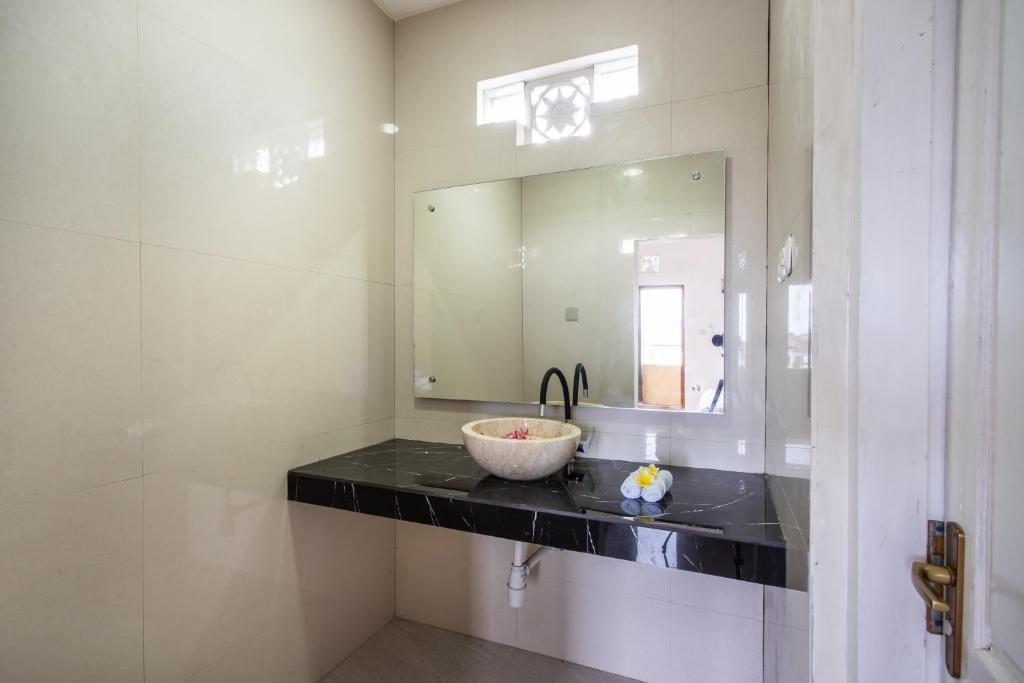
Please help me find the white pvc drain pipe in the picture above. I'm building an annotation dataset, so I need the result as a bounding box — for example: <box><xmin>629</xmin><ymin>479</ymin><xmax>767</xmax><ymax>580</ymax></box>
<box><xmin>507</xmin><ymin>542</ymin><xmax>557</xmax><ymax>608</ymax></box>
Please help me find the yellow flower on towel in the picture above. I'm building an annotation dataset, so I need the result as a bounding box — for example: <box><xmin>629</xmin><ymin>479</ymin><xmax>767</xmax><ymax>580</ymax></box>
<box><xmin>634</xmin><ymin>470</ymin><xmax>655</xmax><ymax>487</ymax></box>
<box><xmin>633</xmin><ymin>464</ymin><xmax>661</xmax><ymax>487</ymax></box>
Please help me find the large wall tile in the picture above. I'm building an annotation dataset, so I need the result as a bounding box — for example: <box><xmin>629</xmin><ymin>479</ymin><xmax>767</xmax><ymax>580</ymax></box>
<box><xmin>767</xmin><ymin>79</ymin><xmax>813</xmax><ymax>241</ymax></box>
<box><xmin>672</xmin><ymin>0</ymin><xmax>769</xmax><ymax>101</ymax></box>
<box><xmin>669</xmin><ymin>566</ymin><xmax>764</xmax><ymax>620</ymax></box>
<box><xmin>669</xmin><ymin>603</ymin><xmax>763</xmax><ymax>682</ymax></box>
<box><xmin>397</xmin><ymin>523</ymin><xmax>518</xmax><ymax>647</ymax></box>
<box><xmin>317</xmin><ymin>0</ymin><xmax>395</xmax><ymax>134</ymax></box>
<box><xmin>768</xmin><ymin>0</ymin><xmax>812</xmax><ymax>85</ymax></box>
<box><xmin>764</xmin><ymin>585</ymin><xmax>809</xmax><ymax>630</ymax></box>
<box><xmin>0</xmin><ymin>0</ymin><xmax>139</xmax><ymax>240</ymax></box>
<box><xmin>0</xmin><ymin>222</ymin><xmax>141</xmax><ymax>508</ymax></box>
<box><xmin>144</xmin><ymin>445</ymin><xmax>396</xmax><ymax>683</ymax></box>
<box><xmin>314</xmin><ymin>276</ymin><xmax>396</xmax><ymax>431</ymax></box>
<box><xmin>572</xmin><ymin>405</ymin><xmax>673</xmax><ymax>438</ymax></box>
<box><xmin>299</xmin><ymin>417</ymin><xmax>397</xmax><ymax>463</ymax></box>
<box><xmin>516</xmin><ymin>574</ymin><xmax>672</xmax><ymax>682</ymax></box>
<box><xmin>140</xmin><ymin>0</ymin><xmax>317</xmax><ymax>92</ymax></box>
<box><xmin>140</xmin><ymin>14</ymin><xmax>318</xmax><ymax>271</ymax></box>
<box><xmin>581</xmin><ymin>431</ymin><xmax>671</xmax><ymax>463</ymax></box>
<box><xmin>670</xmin><ymin>435</ymin><xmax>766</xmax><ymax>473</ymax></box>
<box><xmin>142</xmin><ymin>246</ymin><xmax>394</xmax><ymax>475</ymax></box>
<box><xmin>395</xmin><ymin>0</ymin><xmax>516</xmax><ymax>152</ymax></box>
<box><xmin>671</xmin><ymin>87</ymin><xmax>769</xmax><ymax>156</ymax></box>
<box><xmin>534</xmin><ymin>549</ymin><xmax>672</xmax><ymax>600</ymax></box>
<box><xmin>292</xmin><ymin>505</ymin><xmax>396</xmax><ymax>678</ymax></box>
<box><xmin>143</xmin><ymin>448</ymin><xmax>307</xmax><ymax>683</ymax></box>
<box><xmin>395</xmin><ymin>416</ymin><xmax>465</xmax><ymax>443</ymax></box>
<box><xmin>317</xmin><ymin>116</ymin><xmax>396</xmax><ymax>284</ymax></box>
<box><xmin>764</xmin><ymin>622</ymin><xmax>809</xmax><ymax>683</ymax></box>
<box><xmin>0</xmin><ymin>480</ymin><xmax>143</xmax><ymax>682</ymax></box>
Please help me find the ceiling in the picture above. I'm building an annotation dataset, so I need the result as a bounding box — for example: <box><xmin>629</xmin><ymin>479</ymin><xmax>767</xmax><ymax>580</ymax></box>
<box><xmin>372</xmin><ymin>0</ymin><xmax>464</xmax><ymax>20</ymax></box>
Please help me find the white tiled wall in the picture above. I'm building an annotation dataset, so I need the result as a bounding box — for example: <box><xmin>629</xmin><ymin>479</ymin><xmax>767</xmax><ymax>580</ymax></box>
<box><xmin>1</xmin><ymin>0</ymin><xmax>809</xmax><ymax>681</ymax></box>
<box><xmin>394</xmin><ymin>2</ymin><xmax>772</xmax><ymax>681</ymax></box>
<box><xmin>764</xmin><ymin>0</ymin><xmax>812</xmax><ymax>679</ymax></box>
<box><xmin>395</xmin><ymin>0</ymin><xmax>771</xmax><ymax>474</ymax></box>
<box><xmin>765</xmin><ymin>0</ymin><xmax>813</xmax><ymax>479</ymax></box>
<box><xmin>396</xmin><ymin>524</ymin><xmax>766</xmax><ymax>683</ymax></box>
<box><xmin>764</xmin><ymin>586</ymin><xmax>811</xmax><ymax>683</ymax></box>
<box><xmin>0</xmin><ymin>0</ymin><xmax>398</xmax><ymax>680</ymax></box>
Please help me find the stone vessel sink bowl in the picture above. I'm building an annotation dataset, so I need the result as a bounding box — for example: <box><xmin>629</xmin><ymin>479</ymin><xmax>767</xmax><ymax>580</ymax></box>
<box><xmin>461</xmin><ymin>418</ymin><xmax>582</xmax><ymax>481</ymax></box>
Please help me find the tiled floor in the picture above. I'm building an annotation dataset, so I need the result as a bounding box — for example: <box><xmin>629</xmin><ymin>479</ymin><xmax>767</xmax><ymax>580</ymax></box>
<box><xmin>322</xmin><ymin>618</ymin><xmax>639</xmax><ymax>682</ymax></box>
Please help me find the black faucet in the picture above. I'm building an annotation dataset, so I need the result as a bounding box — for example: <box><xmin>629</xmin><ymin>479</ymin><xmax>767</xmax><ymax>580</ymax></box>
<box><xmin>539</xmin><ymin>367</ymin><xmax>571</xmax><ymax>422</ymax></box>
<box><xmin>572</xmin><ymin>362</ymin><xmax>589</xmax><ymax>406</ymax></box>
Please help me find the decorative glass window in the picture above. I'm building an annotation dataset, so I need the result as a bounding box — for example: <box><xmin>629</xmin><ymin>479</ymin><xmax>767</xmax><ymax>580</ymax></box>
<box><xmin>593</xmin><ymin>54</ymin><xmax>639</xmax><ymax>102</ymax></box>
<box><xmin>478</xmin><ymin>81</ymin><xmax>525</xmax><ymax>125</ymax></box>
<box><xmin>477</xmin><ymin>45</ymin><xmax>639</xmax><ymax>146</ymax></box>
<box><xmin>525</xmin><ymin>70</ymin><xmax>592</xmax><ymax>144</ymax></box>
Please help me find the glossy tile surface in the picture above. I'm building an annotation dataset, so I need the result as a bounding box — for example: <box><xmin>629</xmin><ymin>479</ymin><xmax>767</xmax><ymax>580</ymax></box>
<box><xmin>672</xmin><ymin>0</ymin><xmax>769</xmax><ymax>101</ymax></box>
<box><xmin>290</xmin><ymin>439</ymin><xmax>808</xmax><ymax>588</ymax></box>
<box><xmin>517</xmin><ymin>574</ymin><xmax>673</xmax><ymax>681</ymax></box>
<box><xmin>2</xmin><ymin>0</ymin><xmax>398</xmax><ymax>681</ymax></box>
<box><xmin>397</xmin><ymin>523</ymin><xmax>518</xmax><ymax>646</ymax></box>
<box><xmin>0</xmin><ymin>480</ymin><xmax>143</xmax><ymax>682</ymax></box>
<box><xmin>765</xmin><ymin>0</ymin><xmax>813</xmax><ymax>485</ymax></box>
<box><xmin>396</xmin><ymin>520</ymin><xmax>769</xmax><ymax>683</ymax></box>
<box><xmin>139</xmin><ymin>13</ymin><xmax>318</xmax><ymax>271</ymax></box>
<box><xmin>141</xmin><ymin>245</ymin><xmax>395</xmax><ymax>476</ymax></box>
<box><xmin>0</xmin><ymin>0</ymin><xmax>139</xmax><ymax>240</ymax></box>
<box><xmin>668</xmin><ymin>602</ymin><xmax>763</xmax><ymax>682</ymax></box>
<box><xmin>0</xmin><ymin>222</ymin><xmax>142</xmax><ymax>508</ymax></box>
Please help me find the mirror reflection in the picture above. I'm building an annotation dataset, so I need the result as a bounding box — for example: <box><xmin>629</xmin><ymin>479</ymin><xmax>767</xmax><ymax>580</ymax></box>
<box><xmin>413</xmin><ymin>150</ymin><xmax>726</xmax><ymax>413</ymax></box>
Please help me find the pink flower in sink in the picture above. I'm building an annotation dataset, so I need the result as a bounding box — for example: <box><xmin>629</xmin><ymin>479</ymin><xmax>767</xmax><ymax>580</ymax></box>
<box><xmin>503</xmin><ymin>427</ymin><xmax>529</xmax><ymax>440</ymax></box>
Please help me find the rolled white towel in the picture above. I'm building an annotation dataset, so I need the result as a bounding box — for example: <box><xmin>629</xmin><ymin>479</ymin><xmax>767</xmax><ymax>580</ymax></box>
<box><xmin>640</xmin><ymin>471</ymin><xmax>674</xmax><ymax>503</ymax></box>
<box><xmin>640</xmin><ymin>478</ymin><xmax>667</xmax><ymax>503</ymax></box>
<box><xmin>620</xmin><ymin>477</ymin><xmax>643</xmax><ymax>499</ymax></box>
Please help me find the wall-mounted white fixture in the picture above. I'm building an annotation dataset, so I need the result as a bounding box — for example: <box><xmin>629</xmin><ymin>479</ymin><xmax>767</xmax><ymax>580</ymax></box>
<box><xmin>507</xmin><ymin>541</ymin><xmax>558</xmax><ymax>608</ymax></box>
<box><xmin>777</xmin><ymin>234</ymin><xmax>796</xmax><ymax>282</ymax></box>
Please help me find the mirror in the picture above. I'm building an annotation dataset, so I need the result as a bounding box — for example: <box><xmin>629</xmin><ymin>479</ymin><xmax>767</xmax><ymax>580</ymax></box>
<box><xmin>413</xmin><ymin>150</ymin><xmax>726</xmax><ymax>413</ymax></box>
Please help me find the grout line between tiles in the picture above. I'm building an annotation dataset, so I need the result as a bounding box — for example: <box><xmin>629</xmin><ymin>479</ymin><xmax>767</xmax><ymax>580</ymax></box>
<box><xmin>0</xmin><ymin>216</ymin><xmax>141</xmax><ymax>246</ymax></box>
<box><xmin>136</xmin><ymin>0</ymin><xmax>146</xmax><ymax>674</ymax></box>
<box><xmin>0</xmin><ymin>473</ymin><xmax>146</xmax><ymax>514</ymax></box>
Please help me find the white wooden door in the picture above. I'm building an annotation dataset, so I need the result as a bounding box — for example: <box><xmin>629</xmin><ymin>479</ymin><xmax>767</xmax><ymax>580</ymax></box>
<box><xmin>944</xmin><ymin>0</ymin><xmax>1024</xmax><ymax>679</ymax></box>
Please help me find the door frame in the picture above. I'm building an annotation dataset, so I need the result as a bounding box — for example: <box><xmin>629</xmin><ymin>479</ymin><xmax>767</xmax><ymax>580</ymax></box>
<box><xmin>944</xmin><ymin>0</ymin><xmax>1020</xmax><ymax>679</ymax></box>
<box><xmin>809</xmin><ymin>0</ymin><xmax>957</xmax><ymax>680</ymax></box>
<box><xmin>636</xmin><ymin>284</ymin><xmax>686</xmax><ymax>409</ymax></box>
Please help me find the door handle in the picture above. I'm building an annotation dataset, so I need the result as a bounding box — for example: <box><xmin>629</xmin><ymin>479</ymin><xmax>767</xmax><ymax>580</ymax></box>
<box><xmin>911</xmin><ymin>561</ymin><xmax>953</xmax><ymax>612</ymax></box>
<box><xmin>913</xmin><ymin>521</ymin><xmax>965</xmax><ymax>678</ymax></box>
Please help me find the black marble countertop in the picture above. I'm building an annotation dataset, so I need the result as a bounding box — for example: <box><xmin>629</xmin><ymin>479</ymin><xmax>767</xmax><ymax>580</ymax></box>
<box><xmin>288</xmin><ymin>439</ymin><xmax>808</xmax><ymax>590</ymax></box>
